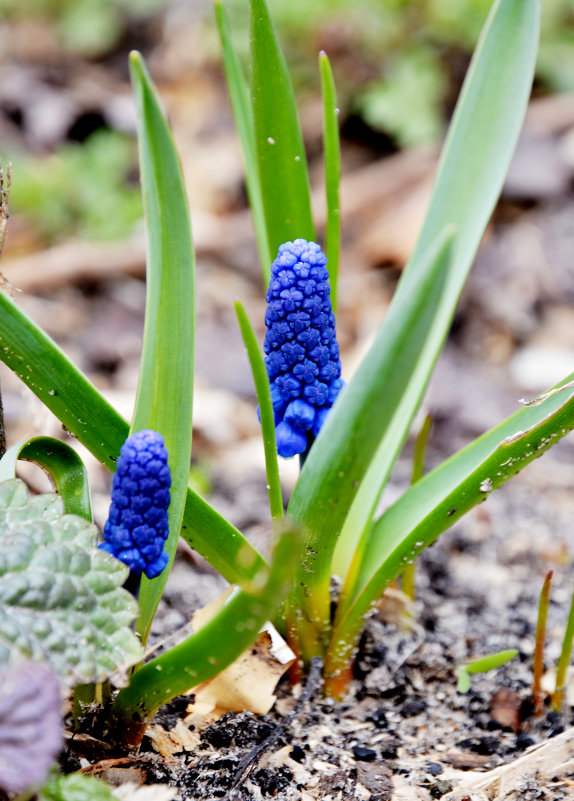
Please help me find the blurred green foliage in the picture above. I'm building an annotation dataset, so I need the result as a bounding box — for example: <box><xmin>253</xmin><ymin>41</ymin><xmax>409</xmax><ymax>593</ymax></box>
<box><xmin>2</xmin><ymin>0</ymin><xmax>572</xmax><ymax>244</ymax></box>
<box><xmin>0</xmin><ymin>0</ymin><xmax>166</xmax><ymax>57</ymax></box>
<box><xmin>6</xmin><ymin>130</ymin><xmax>142</xmax><ymax>243</ymax></box>
<box><xmin>224</xmin><ymin>0</ymin><xmax>574</xmax><ymax>146</ymax></box>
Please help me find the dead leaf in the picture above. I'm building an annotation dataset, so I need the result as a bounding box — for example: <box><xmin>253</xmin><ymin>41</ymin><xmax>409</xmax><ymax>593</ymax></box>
<box><xmin>180</xmin><ymin>590</ymin><xmax>296</xmax><ymax>724</ymax></box>
<box><xmin>489</xmin><ymin>688</ymin><xmax>522</xmax><ymax>733</ymax></box>
<box><xmin>442</xmin><ymin>726</ymin><xmax>574</xmax><ymax>800</ymax></box>
<box><xmin>112</xmin><ymin>782</ymin><xmax>179</xmax><ymax>801</ymax></box>
<box><xmin>146</xmin><ymin>720</ymin><xmax>201</xmax><ymax>757</ymax></box>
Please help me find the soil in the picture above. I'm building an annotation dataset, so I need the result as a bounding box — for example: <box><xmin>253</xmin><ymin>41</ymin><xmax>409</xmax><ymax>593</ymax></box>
<box><xmin>61</xmin><ymin>433</ymin><xmax>574</xmax><ymax>801</ymax></box>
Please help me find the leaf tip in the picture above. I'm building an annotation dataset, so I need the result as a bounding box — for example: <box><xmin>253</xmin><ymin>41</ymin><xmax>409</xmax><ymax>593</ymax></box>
<box><xmin>129</xmin><ymin>50</ymin><xmax>143</xmax><ymax>68</ymax></box>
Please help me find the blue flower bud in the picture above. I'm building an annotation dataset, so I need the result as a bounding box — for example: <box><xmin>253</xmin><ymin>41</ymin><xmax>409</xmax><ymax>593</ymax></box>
<box><xmin>264</xmin><ymin>240</ymin><xmax>344</xmax><ymax>458</ymax></box>
<box><xmin>100</xmin><ymin>430</ymin><xmax>171</xmax><ymax>579</ymax></box>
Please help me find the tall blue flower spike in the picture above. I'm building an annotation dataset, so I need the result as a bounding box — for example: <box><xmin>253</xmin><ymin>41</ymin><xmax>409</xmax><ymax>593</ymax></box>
<box><xmin>100</xmin><ymin>429</ymin><xmax>171</xmax><ymax>579</ymax></box>
<box><xmin>264</xmin><ymin>239</ymin><xmax>344</xmax><ymax>458</ymax></box>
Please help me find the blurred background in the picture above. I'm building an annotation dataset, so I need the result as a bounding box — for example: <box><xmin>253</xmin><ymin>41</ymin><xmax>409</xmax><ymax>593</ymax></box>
<box><xmin>1</xmin><ymin>0</ymin><xmax>574</xmax><ymax>556</ymax></box>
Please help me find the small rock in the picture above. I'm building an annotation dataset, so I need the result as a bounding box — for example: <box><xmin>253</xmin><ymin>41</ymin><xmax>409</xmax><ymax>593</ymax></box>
<box><xmin>401</xmin><ymin>698</ymin><xmax>427</xmax><ymax>717</ymax></box>
<box><xmin>429</xmin><ymin>778</ymin><xmax>453</xmax><ymax>799</ymax></box>
<box><xmin>356</xmin><ymin>763</ymin><xmax>393</xmax><ymax>795</ymax></box>
<box><xmin>290</xmin><ymin>745</ymin><xmax>305</xmax><ymax>763</ymax></box>
<box><xmin>426</xmin><ymin>762</ymin><xmax>443</xmax><ymax>776</ymax></box>
<box><xmin>515</xmin><ymin>733</ymin><xmax>535</xmax><ymax>750</ymax></box>
<box><xmin>371</xmin><ymin>708</ymin><xmax>388</xmax><ymax>729</ymax></box>
<box><xmin>353</xmin><ymin>745</ymin><xmax>377</xmax><ymax>762</ymax></box>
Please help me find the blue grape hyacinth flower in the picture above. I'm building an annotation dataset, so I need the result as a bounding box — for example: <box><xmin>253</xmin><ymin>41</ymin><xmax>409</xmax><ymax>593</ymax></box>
<box><xmin>264</xmin><ymin>239</ymin><xmax>344</xmax><ymax>458</ymax></box>
<box><xmin>100</xmin><ymin>429</ymin><xmax>171</xmax><ymax>579</ymax></box>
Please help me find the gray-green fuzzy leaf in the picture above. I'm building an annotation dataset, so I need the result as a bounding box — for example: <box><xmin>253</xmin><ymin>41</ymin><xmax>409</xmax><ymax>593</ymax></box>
<box><xmin>0</xmin><ymin>479</ymin><xmax>143</xmax><ymax>685</ymax></box>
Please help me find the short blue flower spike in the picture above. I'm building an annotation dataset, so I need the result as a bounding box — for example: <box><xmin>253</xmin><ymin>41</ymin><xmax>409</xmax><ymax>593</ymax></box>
<box><xmin>264</xmin><ymin>239</ymin><xmax>344</xmax><ymax>458</ymax></box>
<box><xmin>99</xmin><ymin>429</ymin><xmax>171</xmax><ymax>579</ymax></box>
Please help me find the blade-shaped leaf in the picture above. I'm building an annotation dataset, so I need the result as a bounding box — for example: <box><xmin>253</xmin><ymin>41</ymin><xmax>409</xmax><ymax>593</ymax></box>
<box><xmin>0</xmin><ymin>292</ymin><xmax>266</xmax><ymax>587</ymax></box>
<box><xmin>323</xmin><ymin>378</ymin><xmax>574</xmax><ymax>691</ymax></box>
<box><xmin>216</xmin><ymin>0</ymin><xmax>272</xmax><ymax>284</ymax></box>
<box><xmin>235</xmin><ymin>301</ymin><xmax>283</xmax><ymax>524</ymax></box>
<box><xmin>287</xmin><ymin>227</ymin><xmax>453</xmax><ymax>645</ymax></box>
<box><xmin>336</xmin><ymin>0</ymin><xmax>540</xmax><ymax>587</ymax></box>
<box><xmin>110</xmin><ymin>525</ymin><xmax>298</xmax><ymax>749</ymax></box>
<box><xmin>404</xmin><ymin>0</ymin><xmax>540</xmax><ymax>290</ymax></box>
<box><xmin>319</xmin><ymin>51</ymin><xmax>341</xmax><ymax>315</ymax></box>
<box><xmin>250</xmin><ymin>0</ymin><xmax>315</xmax><ymax>255</ymax></box>
<box><xmin>0</xmin><ymin>436</ymin><xmax>91</xmax><ymax>520</ymax></box>
<box><xmin>0</xmin><ymin>479</ymin><xmax>143</xmax><ymax>685</ymax></box>
<box><xmin>290</xmin><ymin>0</ymin><xmax>540</xmax><ymax>629</ymax></box>
<box><xmin>465</xmin><ymin>650</ymin><xmax>518</xmax><ymax>675</ymax></box>
<box><xmin>128</xmin><ymin>52</ymin><xmax>196</xmax><ymax>643</ymax></box>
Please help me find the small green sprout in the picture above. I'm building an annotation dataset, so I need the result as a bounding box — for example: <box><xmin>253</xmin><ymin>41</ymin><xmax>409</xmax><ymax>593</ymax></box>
<box><xmin>533</xmin><ymin>570</ymin><xmax>553</xmax><ymax>716</ymax></box>
<box><xmin>551</xmin><ymin>583</ymin><xmax>574</xmax><ymax>712</ymax></box>
<box><xmin>456</xmin><ymin>650</ymin><xmax>519</xmax><ymax>694</ymax></box>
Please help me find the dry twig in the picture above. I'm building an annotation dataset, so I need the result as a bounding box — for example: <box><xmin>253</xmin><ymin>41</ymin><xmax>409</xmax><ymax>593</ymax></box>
<box><xmin>223</xmin><ymin>657</ymin><xmax>323</xmax><ymax>800</ymax></box>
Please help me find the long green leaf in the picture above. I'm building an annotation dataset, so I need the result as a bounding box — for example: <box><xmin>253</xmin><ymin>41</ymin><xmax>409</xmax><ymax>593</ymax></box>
<box><xmin>404</xmin><ymin>0</ymin><xmax>540</xmax><ymax>289</ymax></box>
<box><xmin>250</xmin><ymin>0</ymin><xmax>315</xmax><ymax>255</ymax></box>
<box><xmin>335</xmin><ymin>0</ymin><xmax>540</xmax><ymax>609</ymax></box>
<box><xmin>110</xmin><ymin>526</ymin><xmax>297</xmax><ymax>749</ymax></box>
<box><xmin>0</xmin><ymin>293</ymin><xmax>266</xmax><ymax>586</ymax></box>
<box><xmin>235</xmin><ymin>301</ymin><xmax>283</xmax><ymax>524</ymax></box>
<box><xmin>180</xmin><ymin>489</ymin><xmax>267</xmax><ymax>580</ymax></box>
<box><xmin>294</xmin><ymin>0</ymin><xmax>540</xmax><ymax>622</ymax></box>
<box><xmin>286</xmin><ymin>227</ymin><xmax>454</xmax><ymax>652</ymax></box>
<box><xmin>319</xmin><ymin>51</ymin><xmax>341</xmax><ymax>315</ymax></box>
<box><xmin>323</xmin><ymin>377</ymin><xmax>574</xmax><ymax>690</ymax></box>
<box><xmin>128</xmin><ymin>52</ymin><xmax>196</xmax><ymax>643</ymax></box>
<box><xmin>215</xmin><ymin>0</ymin><xmax>272</xmax><ymax>284</ymax></box>
<box><xmin>0</xmin><ymin>436</ymin><xmax>91</xmax><ymax>519</ymax></box>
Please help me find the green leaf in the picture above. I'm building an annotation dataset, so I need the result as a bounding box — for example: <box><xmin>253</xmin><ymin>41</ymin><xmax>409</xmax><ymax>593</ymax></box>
<box><xmin>332</xmin><ymin>0</ymin><xmax>540</xmax><ymax>597</ymax></box>
<box><xmin>319</xmin><ymin>51</ymin><xmax>341</xmax><ymax>315</ymax></box>
<box><xmin>250</xmin><ymin>0</ymin><xmax>315</xmax><ymax>256</ymax></box>
<box><xmin>456</xmin><ymin>668</ymin><xmax>471</xmax><ymax>694</ymax></box>
<box><xmin>127</xmin><ymin>52</ymin><xmax>196</xmax><ymax>644</ymax></box>
<box><xmin>465</xmin><ymin>649</ymin><xmax>518</xmax><ymax>675</ymax></box>
<box><xmin>180</xmin><ymin>489</ymin><xmax>268</xmax><ymax>581</ymax></box>
<box><xmin>0</xmin><ymin>479</ymin><xmax>143</xmax><ymax>685</ymax></box>
<box><xmin>457</xmin><ymin>649</ymin><xmax>518</xmax><ymax>694</ymax></box>
<box><xmin>40</xmin><ymin>772</ymin><xmax>119</xmax><ymax>801</ymax></box>
<box><xmin>215</xmin><ymin>0</ymin><xmax>272</xmax><ymax>284</ymax></box>
<box><xmin>235</xmin><ymin>301</ymin><xmax>283</xmax><ymax>524</ymax></box>
<box><xmin>0</xmin><ymin>291</ymin><xmax>266</xmax><ymax>586</ymax></box>
<box><xmin>405</xmin><ymin>0</ymin><xmax>539</xmax><ymax>284</ymax></box>
<box><xmin>400</xmin><ymin>413</ymin><xmax>433</xmax><ymax>601</ymax></box>
<box><xmin>110</xmin><ymin>525</ymin><xmax>298</xmax><ymax>749</ymax></box>
<box><xmin>0</xmin><ymin>437</ymin><xmax>91</xmax><ymax>520</ymax></box>
<box><xmin>287</xmin><ymin>227</ymin><xmax>454</xmax><ymax>650</ymax></box>
<box><xmin>552</xmin><ymin>583</ymin><xmax>574</xmax><ymax>712</ymax></box>
<box><xmin>323</xmin><ymin>377</ymin><xmax>574</xmax><ymax>687</ymax></box>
